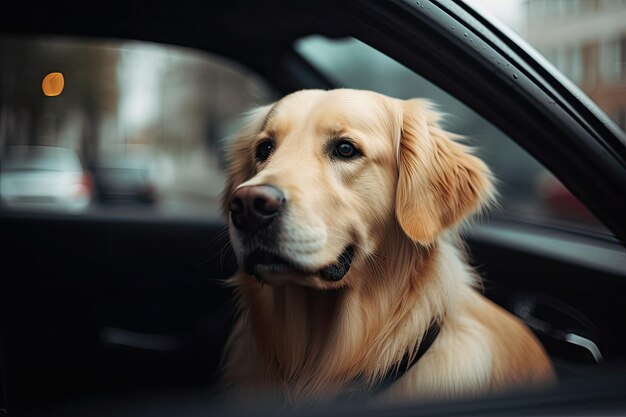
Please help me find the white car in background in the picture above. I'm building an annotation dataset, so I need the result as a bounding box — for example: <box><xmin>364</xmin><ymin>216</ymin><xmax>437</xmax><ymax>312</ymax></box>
<box><xmin>0</xmin><ymin>145</ymin><xmax>92</xmax><ymax>212</ymax></box>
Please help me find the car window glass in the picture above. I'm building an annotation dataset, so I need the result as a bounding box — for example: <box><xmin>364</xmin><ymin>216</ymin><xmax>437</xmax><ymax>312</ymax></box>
<box><xmin>295</xmin><ymin>35</ymin><xmax>613</xmax><ymax>237</ymax></box>
<box><xmin>0</xmin><ymin>37</ymin><xmax>273</xmax><ymax>219</ymax></box>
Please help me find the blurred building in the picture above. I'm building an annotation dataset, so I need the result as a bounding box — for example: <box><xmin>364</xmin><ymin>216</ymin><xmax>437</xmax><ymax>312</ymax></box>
<box><xmin>523</xmin><ymin>0</ymin><xmax>626</xmax><ymax>130</ymax></box>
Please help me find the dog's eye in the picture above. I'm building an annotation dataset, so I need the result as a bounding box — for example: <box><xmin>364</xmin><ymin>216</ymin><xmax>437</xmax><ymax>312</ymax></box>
<box><xmin>255</xmin><ymin>140</ymin><xmax>274</xmax><ymax>161</ymax></box>
<box><xmin>333</xmin><ymin>140</ymin><xmax>359</xmax><ymax>159</ymax></box>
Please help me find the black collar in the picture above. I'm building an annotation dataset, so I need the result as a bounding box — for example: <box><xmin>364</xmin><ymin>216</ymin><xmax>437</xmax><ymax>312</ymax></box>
<box><xmin>340</xmin><ymin>322</ymin><xmax>441</xmax><ymax>400</ymax></box>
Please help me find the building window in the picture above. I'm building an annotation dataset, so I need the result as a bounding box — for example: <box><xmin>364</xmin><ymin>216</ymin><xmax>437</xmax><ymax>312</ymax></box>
<box><xmin>582</xmin><ymin>42</ymin><xmax>599</xmax><ymax>88</ymax></box>
<box><xmin>621</xmin><ymin>35</ymin><xmax>626</xmax><ymax>81</ymax></box>
<box><xmin>599</xmin><ymin>39</ymin><xmax>621</xmax><ymax>85</ymax></box>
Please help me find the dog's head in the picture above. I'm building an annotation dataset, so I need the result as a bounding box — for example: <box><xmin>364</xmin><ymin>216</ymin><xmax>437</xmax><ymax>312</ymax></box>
<box><xmin>222</xmin><ymin>89</ymin><xmax>493</xmax><ymax>288</ymax></box>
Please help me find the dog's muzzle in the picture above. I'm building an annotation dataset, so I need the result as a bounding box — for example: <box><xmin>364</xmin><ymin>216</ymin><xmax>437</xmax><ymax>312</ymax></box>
<box><xmin>229</xmin><ymin>185</ymin><xmax>355</xmax><ymax>284</ymax></box>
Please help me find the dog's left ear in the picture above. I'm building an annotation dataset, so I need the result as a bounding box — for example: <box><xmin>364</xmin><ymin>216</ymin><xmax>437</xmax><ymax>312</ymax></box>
<box><xmin>395</xmin><ymin>99</ymin><xmax>494</xmax><ymax>245</ymax></box>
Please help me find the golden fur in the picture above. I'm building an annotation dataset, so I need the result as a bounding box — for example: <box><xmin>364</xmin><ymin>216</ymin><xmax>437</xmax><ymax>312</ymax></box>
<box><xmin>219</xmin><ymin>89</ymin><xmax>554</xmax><ymax>407</ymax></box>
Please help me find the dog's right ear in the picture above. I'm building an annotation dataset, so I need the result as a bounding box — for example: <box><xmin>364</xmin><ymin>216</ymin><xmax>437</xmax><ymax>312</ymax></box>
<box><xmin>220</xmin><ymin>104</ymin><xmax>274</xmax><ymax>218</ymax></box>
<box><xmin>395</xmin><ymin>99</ymin><xmax>494</xmax><ymax>245</ymax></box>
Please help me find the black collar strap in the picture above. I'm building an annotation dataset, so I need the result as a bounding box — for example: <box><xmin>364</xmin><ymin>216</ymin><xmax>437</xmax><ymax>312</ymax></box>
<box><xmin>340</xmin><ymin>322</ymin><xmax>441</xmax><ymax>400</ymax></box>
<box><xmin>373</xmin><ymin>321</ymin><xmax>440</xmax><ymax>394</ymax></box>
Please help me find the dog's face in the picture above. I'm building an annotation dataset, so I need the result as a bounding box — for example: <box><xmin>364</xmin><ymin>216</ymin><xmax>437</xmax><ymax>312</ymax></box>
<box><xmin>222</xmin><ymin>89</ymin><xmax>492</xmax><ymax>289</ymax></box>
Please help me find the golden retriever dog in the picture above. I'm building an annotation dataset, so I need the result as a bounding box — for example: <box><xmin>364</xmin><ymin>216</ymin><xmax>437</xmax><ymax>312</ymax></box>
<box><xmin>219</xmin><ymin>89</ymin><xmax>554</xmax><ymax>407</ymax></box>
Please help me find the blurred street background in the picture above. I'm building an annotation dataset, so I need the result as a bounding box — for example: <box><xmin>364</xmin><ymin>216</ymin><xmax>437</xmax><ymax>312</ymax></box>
<box><xmin>0</xmin><ymin>40</ymin><xmax>271</xmax><ymax>219</ymax></box>
<box><xmin>0</xmin><ymin>0</ymin><xmax>624</xmax><ymax>231</ymax></box>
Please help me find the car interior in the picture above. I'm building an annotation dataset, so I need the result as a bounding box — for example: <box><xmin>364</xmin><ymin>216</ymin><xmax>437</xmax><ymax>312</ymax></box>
<box><xmin>1</xmin><ymin>1</ymin><xmax>626</xmax><ymax>416</ymax></box>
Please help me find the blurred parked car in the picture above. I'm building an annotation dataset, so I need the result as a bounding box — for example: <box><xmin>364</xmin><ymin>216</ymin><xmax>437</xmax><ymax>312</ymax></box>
<box><xmin>93</xmin><ymin>151</ymin><xmax>158</xmax><ymax>204</ymax></box>
<box><xmin>0</xmin><ymin>145</ymin><xmax>92</xmax><ymax>212</ymax></box>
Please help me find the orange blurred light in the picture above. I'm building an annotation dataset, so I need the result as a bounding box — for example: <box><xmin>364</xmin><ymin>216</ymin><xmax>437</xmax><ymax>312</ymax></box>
<box><xmin>42</xmin><ymin>72</ymin><xmax>64</xmax><ymax>96</ymax></box>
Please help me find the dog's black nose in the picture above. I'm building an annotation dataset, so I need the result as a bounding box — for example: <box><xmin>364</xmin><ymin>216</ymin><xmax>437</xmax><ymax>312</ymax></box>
<box><xmin>229</xmin><ymin>185</ymin><xmax>285</xmax><ymax>232</ymax></box>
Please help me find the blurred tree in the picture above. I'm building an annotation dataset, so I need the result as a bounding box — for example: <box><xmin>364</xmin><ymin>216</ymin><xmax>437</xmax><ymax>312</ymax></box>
<box><xmin>0</xmin><ymin>37</ymin><xmax>119</xmax><ymax>167</ymax></box>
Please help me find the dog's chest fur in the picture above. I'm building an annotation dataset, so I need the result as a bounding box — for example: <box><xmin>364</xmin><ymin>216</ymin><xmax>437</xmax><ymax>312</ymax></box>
<box><xmin>221</xmin><ymin>238</ymin><xmax>553</xmax><ymax>405</ymax></box>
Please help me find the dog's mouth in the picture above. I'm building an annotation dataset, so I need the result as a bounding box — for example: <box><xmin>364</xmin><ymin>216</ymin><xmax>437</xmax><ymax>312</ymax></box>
<box><xmin>244</xmin><ymin>246</ymin><xmax>355</xmax><ymax>283</ymax></box>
